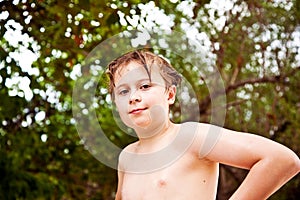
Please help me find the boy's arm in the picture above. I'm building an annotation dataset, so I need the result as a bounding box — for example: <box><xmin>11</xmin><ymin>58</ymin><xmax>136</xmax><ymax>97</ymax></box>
<box><xmin>204</xmin><ymin>126</ymin><xmax>300</xmax><ymax>200</ymax></box>
<box><xmin>115</xmin><ymin>170</ymin><xmax>124</xmax><ymax>200</ymax></box>
<box><xmin>115</xmin><ymin>150</ymin><xmax>126</xmax><ymax>200</ymax></box>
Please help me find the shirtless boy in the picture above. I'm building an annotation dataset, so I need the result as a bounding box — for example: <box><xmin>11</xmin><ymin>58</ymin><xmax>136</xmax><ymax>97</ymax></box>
<box><xmin>106</xmin><ymin>50</ymin><xmax>300</xmax><ymax>200</ymax></box>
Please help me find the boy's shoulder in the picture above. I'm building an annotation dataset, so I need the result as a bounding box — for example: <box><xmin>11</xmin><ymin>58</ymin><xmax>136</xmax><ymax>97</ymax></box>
<box><xmin>121</xmin><ymin>141</ymin><xmax>139</xmax><ymax>154</ymax></box>
<box><xmin>118</xmin><ymin>141</ymin><xmax>139</xmax><ymax>171</ymax></box>
<box><xmin>180</xmin><ymin>121</ymin><xmax>213</xmax><ymax>137</ymax></box>
<box><xmin>180</xmin><ymin>121</ymin><xmax>222</xmax><ymax>159</ymax></box>
<box><xmin>181</xmin><ymin>121</ymin><xmax>211</xmax><ymax>129</ymax></box>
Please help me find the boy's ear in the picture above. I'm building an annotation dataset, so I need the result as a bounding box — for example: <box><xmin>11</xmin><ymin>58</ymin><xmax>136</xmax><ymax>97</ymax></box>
<box><xmin>167</xmin><ymin>85</ymin><xmax>176</xmax><ymax>105</ymax></box>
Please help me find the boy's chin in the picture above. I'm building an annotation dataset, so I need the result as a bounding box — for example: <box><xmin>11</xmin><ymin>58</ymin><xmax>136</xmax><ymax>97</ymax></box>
<box><xmin>122</xmin><ymin>105</ymin><xmax>168</xmax><ymax>138</ymax></box>
<box><xmin>132</xmin><ymin>119</ymin><xmax>168</xmax><ymax>139</ymax></box>
<box><xmin>131</xmin><ymin>120</ymin><xmax>151</xmax><ymax>129</ymax></box>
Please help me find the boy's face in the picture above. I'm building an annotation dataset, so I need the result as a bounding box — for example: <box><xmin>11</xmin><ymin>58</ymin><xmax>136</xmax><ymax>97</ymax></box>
<box><xmin>113</xmin><ymin>61</ymin><xmax>176</xmax><ymax>134</ymax></box>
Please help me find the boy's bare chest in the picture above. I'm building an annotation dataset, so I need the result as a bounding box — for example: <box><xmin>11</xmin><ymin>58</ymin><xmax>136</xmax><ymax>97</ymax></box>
<box><xmin>121</xmin><ymin>166</ymin><xmax>180</xmax><ymax>199</ymax></box>
<box><xmin>120</xmin><ymin>155</ymin><xmax>219</xmax><ymax>200</ymax></box>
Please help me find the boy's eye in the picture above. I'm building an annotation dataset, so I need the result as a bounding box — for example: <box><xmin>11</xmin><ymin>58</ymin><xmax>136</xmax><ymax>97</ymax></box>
<box><xmin>119</xmin><ymin>89</ymin><xmax>129</xmax><ymax>95</ymax></box>
<box><xmin>140</xmin><ymin>84</ymin><xmax>151</xmax><ymax>90</ymax></box>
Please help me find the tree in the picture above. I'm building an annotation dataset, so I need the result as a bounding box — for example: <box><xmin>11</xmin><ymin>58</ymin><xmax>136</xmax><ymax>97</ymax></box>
<box><xmin>0</xmin><ymin>0</ymin><xmax>299</xmax><ymax>199</ymax></box>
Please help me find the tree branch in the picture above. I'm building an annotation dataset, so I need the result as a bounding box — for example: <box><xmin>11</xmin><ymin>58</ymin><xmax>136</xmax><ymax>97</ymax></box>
<box><xmin>199</xmin><ymin>66</ymin><xmax>300</xmax><ymax>114</ymax></box>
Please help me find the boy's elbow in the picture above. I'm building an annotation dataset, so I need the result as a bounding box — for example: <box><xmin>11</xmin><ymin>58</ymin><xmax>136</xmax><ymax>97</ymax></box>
<box><xmin>280</xmin><ymin>149</ymin><xmax>300</xmax><ymax>176</ymax></box>
<box><xmin>292</xmin><ymin>154</ymin><xmax>300</xmax><ymax>174</ymax></box>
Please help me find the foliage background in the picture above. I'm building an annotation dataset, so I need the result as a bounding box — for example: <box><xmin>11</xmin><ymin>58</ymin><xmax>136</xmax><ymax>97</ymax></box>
<box><xmin>0</xmin><ymin>0</ymin><xmax>299</xmax><ymax>199</ymax></box>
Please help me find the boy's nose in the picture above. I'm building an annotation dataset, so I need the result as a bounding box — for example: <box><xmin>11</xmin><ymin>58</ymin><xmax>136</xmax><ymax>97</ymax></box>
<box><xmin>129</xmin><ymin>91</ymin><xmax>141</xmax><ymax>104</ymax></box>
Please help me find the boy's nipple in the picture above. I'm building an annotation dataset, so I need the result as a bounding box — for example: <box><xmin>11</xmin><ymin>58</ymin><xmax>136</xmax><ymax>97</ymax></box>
<box><xmin>157</xmin><ymin>179</ymin><xmax>167</xmax><ymax>188</ymax></box>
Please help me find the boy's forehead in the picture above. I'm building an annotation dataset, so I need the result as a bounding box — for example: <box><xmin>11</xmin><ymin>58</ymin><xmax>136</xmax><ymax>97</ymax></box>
<box><xmin>117</xmin><ymin>61</ymin><xmax>143</xmax><ymax>74</ymax></box>
<box><xmin>114</xmin><ymin>61</ymin><xmax>163</xmax><ymax>86</ymax></box>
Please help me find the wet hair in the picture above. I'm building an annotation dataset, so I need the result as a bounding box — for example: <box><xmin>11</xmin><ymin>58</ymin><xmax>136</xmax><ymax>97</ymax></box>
<box><xmin>106</xmin><ymin>50</ymin><xmax>182</xmax><ymax>97</ymax></box>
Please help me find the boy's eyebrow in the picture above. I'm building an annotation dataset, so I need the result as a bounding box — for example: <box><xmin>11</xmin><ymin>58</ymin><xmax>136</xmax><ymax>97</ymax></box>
<box><xmin>115</xmin><ymin>78</ymin><xmax>151</xmax><ymax>89</ymax></box>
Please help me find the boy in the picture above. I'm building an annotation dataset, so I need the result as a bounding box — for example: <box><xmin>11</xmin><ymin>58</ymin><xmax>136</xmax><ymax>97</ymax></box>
<box><xmin>106</xmin><ymin>50</ymin><xmax>300</xmax><ymax>199</ymax></box>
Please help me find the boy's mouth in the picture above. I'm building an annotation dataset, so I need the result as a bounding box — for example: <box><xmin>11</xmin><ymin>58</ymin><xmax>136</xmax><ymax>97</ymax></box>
<box><xmin>129</xmin><ymin>108</ymin><xmax>147</xmax><ymax>114</ymax></box>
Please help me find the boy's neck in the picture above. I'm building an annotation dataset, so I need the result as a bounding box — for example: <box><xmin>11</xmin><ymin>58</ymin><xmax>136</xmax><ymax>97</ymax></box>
<box><xmin>134</xmin><ymin>121</ymin><xmax>178</xmax><ymax>149</ymax></box>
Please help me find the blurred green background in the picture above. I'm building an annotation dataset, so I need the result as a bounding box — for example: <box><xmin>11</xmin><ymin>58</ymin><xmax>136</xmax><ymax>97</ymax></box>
<box><xmin>0</xmin><ymin>0</ymin><xmax>299</xmax><ymax>199</ymax></box>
